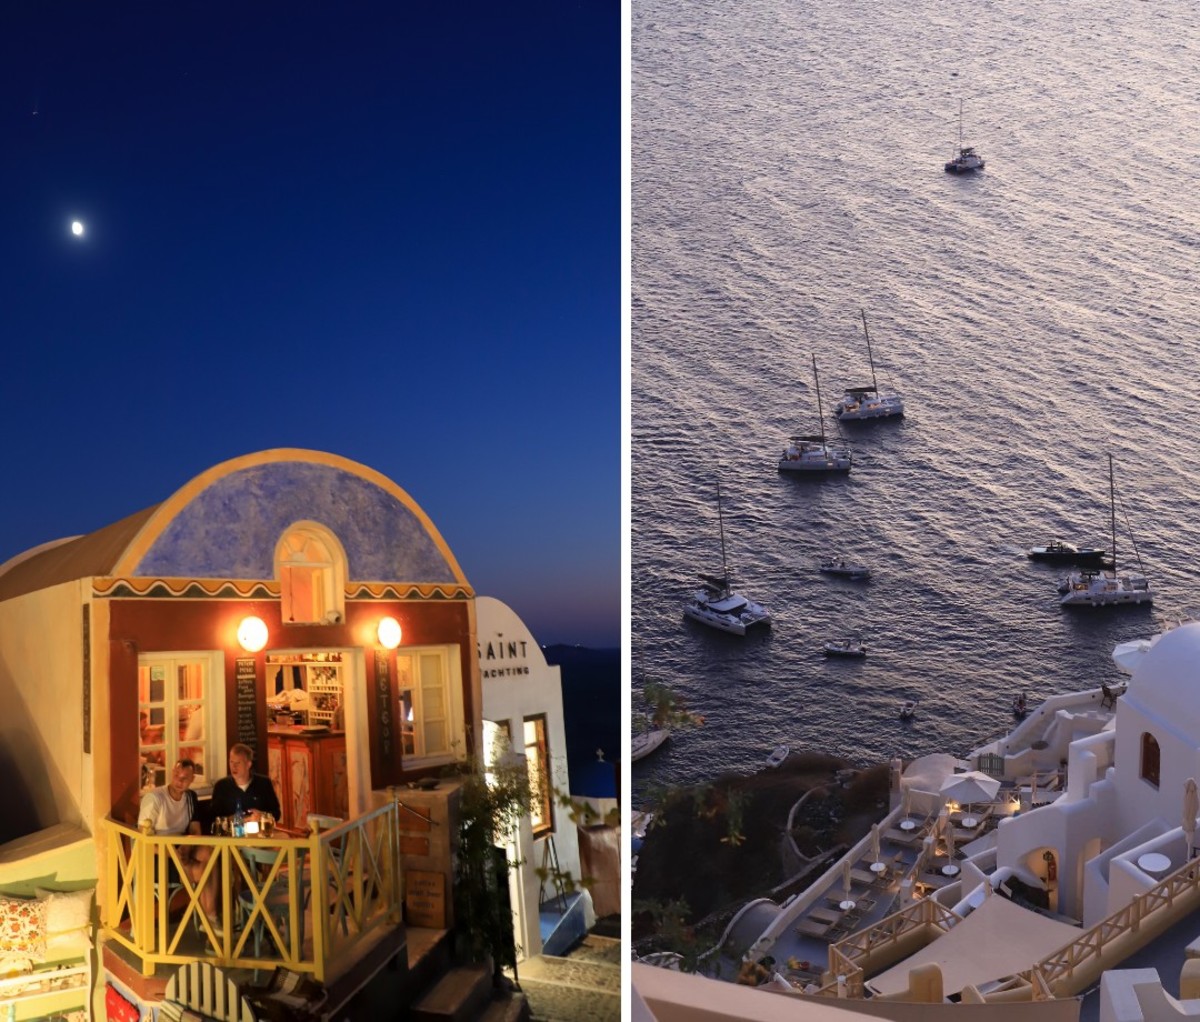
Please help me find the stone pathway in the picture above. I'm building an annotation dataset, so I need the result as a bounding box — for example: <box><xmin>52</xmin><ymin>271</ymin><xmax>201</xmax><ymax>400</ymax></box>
<box><xmin>517</xmin><ymin>935</ymin><xmax>622</xmax><ymax>1022</ymax></box>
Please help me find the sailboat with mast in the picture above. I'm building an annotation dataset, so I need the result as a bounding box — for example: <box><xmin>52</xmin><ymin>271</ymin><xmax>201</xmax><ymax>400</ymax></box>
<box><xmin>779</xmin><ymin>356</ymin><xmax>852</xmax><ymax>475</ymax></box>
<box><xmin>834</xmin><ymin>309</ymin><xmax>905</xmax><ymax>421</ymax></box>
<box><xmin>1059</xmin><ymin>454</ymin><xmax>1152</xmax><ymax>607</ymax></box>
<box><xmin>944</xmin><ymin>99</ymin><xmax>985</xmax><ymax>174</ymax></box>
<box><xmin>682</xmin><ymin>479</ymin><xmax>772</xmax><ymax>635</ymax></box>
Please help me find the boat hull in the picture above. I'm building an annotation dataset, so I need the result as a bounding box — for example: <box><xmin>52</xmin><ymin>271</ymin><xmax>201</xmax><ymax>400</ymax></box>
<box><xmin>834</xmin><ymin>396</ymin><xmax>904</xmax><ymax>420</ymax></box>
<box><xmin>778</xmin><ymin>459</ymin><xmax>851</xmax><ymax>476</ymax></box>
<box><xmin>1059</xmin><ymin>573</ymin><xmax>1152</xmax><ymax>607</ymax></box>
<box><xmin>631</xmin><ymin>729</ymin><xmax>669</xmax><ymax>763</ymax></box>
<box><xmin>683</xmin><ymin>595</ymin><xmax>771</xmax><ymax>635</ymax></box>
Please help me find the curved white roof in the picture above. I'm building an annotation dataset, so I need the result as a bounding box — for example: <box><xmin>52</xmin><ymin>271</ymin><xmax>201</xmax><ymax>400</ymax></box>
<box><xmin>1126</xmin><ymin>621</ymin><xmax>1200</xmax><ymax>734</ymax></box>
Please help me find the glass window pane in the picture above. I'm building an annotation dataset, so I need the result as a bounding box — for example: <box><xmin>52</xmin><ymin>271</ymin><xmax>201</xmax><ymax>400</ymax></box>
<box><xmin>424</xmin><ymin>721</ymin><xmax>446</xmax><ymax>754</ymax></box>
<box><xmin>149</xmin><ymin>667</ymin><xmax>165</xmax><ymax>704</ymax></box>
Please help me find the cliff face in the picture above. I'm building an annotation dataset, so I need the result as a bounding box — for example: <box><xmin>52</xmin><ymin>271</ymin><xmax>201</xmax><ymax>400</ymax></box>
<box><xmin>632</xmin><ymin>754</ymin><xmax>889</xmax><ymax>942</ymax></box>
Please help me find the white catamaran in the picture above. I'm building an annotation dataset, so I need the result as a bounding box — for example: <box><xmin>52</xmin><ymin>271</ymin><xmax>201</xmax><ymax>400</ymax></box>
<box><xmin>834</xmin><ymin>309</ymin><xmax>905</xmax><ymax>421</ymax></box>
<box><xmin>1059</xmin><ymin>454</ymin><xmax>1152</xmax><ymax>608</ymax></box>
<box><xmin>779</xmin><ymin>355</ymin><xmax>852</xmax><ymax>475</ymax></box>
<box><xmin>683</xmin><ymin>479</ymin><xmax>772</xmax><ymax>635</ymax></box>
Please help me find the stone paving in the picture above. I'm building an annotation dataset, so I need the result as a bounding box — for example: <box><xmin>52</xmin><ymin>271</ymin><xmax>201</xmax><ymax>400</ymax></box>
<box><xmin>516</xmin><ymin>935</ymin><xmax>622</xmax><ymax>1022</ymax></box>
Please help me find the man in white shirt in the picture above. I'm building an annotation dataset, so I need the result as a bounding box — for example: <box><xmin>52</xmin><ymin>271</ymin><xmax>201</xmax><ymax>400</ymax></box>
<box><xmin>138</xmin><ymin>759</ymin><xmax>213</xmax><ymax>913</ymax></box>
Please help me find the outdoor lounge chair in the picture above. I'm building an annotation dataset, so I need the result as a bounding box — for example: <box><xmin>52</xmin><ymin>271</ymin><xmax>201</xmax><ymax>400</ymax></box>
<box><xmin>795</xmin><ymin>918</ymin><xmax>832</xmax><ymax>939</ymax></box>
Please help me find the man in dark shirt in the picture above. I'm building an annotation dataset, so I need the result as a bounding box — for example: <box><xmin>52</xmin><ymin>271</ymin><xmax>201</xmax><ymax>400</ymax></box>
<box><xmin>210</xmin><ymin>742</ymin><xmax>281</xmax><ymax>824</ymax></box>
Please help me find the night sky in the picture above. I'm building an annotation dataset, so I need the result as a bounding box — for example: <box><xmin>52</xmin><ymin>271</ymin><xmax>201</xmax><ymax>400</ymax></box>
<box><xmin>0</xmin><ymin>2</ymin><xmax>620</xmax><ymax>648</ymax></box>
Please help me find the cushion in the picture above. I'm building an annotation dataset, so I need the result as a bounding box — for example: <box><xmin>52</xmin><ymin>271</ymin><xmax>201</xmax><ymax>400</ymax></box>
<box><xmin>0</xmin><ymin>954</ymin><xmax>33</xmax><ymax>978</ymax></box>
<box><xmin>45</xmin><ymin>926</ymin><xmax>91</xmax><ymax>956</ymax></box>
<box><xmin>36</xmin><ymin>888</ymin><xmax>93</xmax><ymax>934</ymax></box>
<box><xmin>0</xmin><ymin>895</ymin><xmax>46</xmax><ymax>957</ymax></box>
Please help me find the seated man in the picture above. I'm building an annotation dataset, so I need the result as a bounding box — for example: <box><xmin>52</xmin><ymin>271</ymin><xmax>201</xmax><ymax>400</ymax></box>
<box><xmin>138</xmin><ymin>758</ymin><xmax>213</xmax><ymax>913</ymax></box>
<box><xmin>210</xmin><ymin>742</ymin><xmax>282</xmax><ymax>826</ymax></box>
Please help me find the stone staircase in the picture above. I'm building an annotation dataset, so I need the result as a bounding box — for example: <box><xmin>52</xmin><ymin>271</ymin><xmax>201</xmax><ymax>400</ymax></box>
<box><xmin>410</xmin><ymin>962</ymin><xmax>529</xmax><ymax>1022</ymax></box>
<box><xmin>515</xmin><ymin>935</ymin><xmax>622</xmax><ymax>1022</ymax></box>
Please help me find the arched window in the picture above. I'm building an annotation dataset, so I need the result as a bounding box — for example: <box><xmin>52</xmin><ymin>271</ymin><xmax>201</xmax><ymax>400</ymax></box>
<box><xmin>1141</xmin><ymin>732</ymin><xmax>1161</xmax><ymax>788</ymax></box>
<box><xmin>276</xmin><ymin>523</ymin><xmax>346</xmax><ymax>625</ymax></box>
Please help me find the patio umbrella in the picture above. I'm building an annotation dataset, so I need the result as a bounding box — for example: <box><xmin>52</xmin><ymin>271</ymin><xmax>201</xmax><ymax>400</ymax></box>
<box><xmin>842</xmin><ymin>858</ymin><xmax>853</xmax><ymax>899</ymax></box>
<box><xmin>939</xmin><ymin>770</ymin><xmax>1001</xmax><ymax>808</ymax></box>
<box><xmin>901</xmin><ymin>785</ymin><xmax>912</xmax><ymax>817</ymax></box>
<box><xmin>870</xmin><ymin>823</ymin><xmax>881</xmax><ymax>863</ymax></box>
<box><xmin>1185</xmin><ymin>778</ymin><xmax>1199</xmax><ymax>859</ymax></box>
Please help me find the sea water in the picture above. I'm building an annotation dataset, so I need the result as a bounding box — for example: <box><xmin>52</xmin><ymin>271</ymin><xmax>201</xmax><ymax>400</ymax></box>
<box><xmin>631</xmin><ymin>0</ymin><xmax>1200</xmax><ymax>800</ymax></box>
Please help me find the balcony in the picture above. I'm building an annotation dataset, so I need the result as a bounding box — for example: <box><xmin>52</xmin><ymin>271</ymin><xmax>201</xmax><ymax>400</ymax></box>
<box><xmin>101</xmin><ymin>801</ymin><xmax>403</xmax><ymax>986</ymax></box>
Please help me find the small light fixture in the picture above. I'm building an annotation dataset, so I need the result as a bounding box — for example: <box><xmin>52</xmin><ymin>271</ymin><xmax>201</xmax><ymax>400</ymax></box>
<box><xmin>237</xmin><ymin>616</ymin><xmax>268</xmax><ymax>652</ymax></box>
<box><xmin>378</xmin><ymin>616</ymin><xmax>402</xmax><ymax>649</ymax></box>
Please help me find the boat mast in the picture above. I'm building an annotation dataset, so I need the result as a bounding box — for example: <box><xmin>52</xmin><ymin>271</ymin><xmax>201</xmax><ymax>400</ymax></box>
<box><xmin>812</xmin><ymin>354</ymin><xmax>828</xmax><ymax>446</ymax></box>
<box><xmin>1108</xmin><ymin>453</ymin><xmax>1118</xmax><ymax>574</ymax></box>
<box><xmin>861</xmin><ymin>308</ymin><xmax>879</xmax><ymax>393</ymax></box>
<box><xmin>958</xmin><ymin>99</ymin><xmax>964</xmax><ymax>153</ymax></box>
<box><xmin>716</xmin><ymin>476</ymin><xmax>731</xmax><ymax>591</ymax></box>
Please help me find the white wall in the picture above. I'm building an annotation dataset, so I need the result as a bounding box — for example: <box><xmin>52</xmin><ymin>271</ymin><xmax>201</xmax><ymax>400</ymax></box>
<box><xmin>476</xmin><ymin>596</ymin><xmax>586</xmax><ymax>958</ymax></box>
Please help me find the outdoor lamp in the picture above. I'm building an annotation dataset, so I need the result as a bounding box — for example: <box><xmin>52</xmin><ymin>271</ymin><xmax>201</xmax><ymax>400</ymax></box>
<box><xmin>237</xmin><ymin>616</ymin><xmax>268</xmax><ymax>652</ymax></box>
<box><xmin>378</xmin><ymin>616</ymin><xmax>402</xmax><ymax>649</ymax></box>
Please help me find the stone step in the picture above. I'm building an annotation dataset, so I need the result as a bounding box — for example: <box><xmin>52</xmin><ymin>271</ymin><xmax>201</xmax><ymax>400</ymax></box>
<box><xmin>477</xmin><ymin>991</ymin><xmax>531</xmax><ymax>1022</ymax></box>
<box><xmin>411</xmin><ymin>962</ymin><xmax>492</xmax><ymax>1022</ymax></box>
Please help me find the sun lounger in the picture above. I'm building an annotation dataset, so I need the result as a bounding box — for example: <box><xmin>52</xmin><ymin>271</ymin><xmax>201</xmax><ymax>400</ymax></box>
<box><xmin>809</xmin><ymin>906</ymin><xmax>840</xmax><ymax>925</ymax></box>
<box><xmin>795</xmin><ymin>918</ymin><xmax>832</xmax><ymax>939</ymax></box>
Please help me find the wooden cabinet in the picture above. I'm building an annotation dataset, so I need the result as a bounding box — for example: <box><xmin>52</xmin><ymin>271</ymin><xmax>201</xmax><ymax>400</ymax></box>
<box><xmin>267</xmin><ymin>729</ymin><xmax>348</xmax><ymax>831</ymax></box>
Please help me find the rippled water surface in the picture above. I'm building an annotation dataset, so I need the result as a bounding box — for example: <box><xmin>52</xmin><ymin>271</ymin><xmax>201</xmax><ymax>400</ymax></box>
<box><xmin>632</xmin><ymin>0</ymin><xmax>1200</xmax><ymax>801</ymax></box>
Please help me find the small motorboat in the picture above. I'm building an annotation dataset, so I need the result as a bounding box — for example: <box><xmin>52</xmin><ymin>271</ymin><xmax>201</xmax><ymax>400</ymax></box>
<box><xmin>899</xmin><ymin>700</ymin><xmax>917</xmax><ymax>720</ymax></box>
<box><xmin>819</xmin><ymin>558</ymin><xmax>870</xmax><ymax>580</ymax></box>
<box><xmin>1012</xmin><ymin>693</ymin><xmax>1029</xmax><ymax>717</ymax></box>
<box><xmin>1027</xmin><ymin>541</ymin><xmax>1110</xmax><ymax>567</ymax></box>
<box><xmin>767</xmin><ymin>745</ymin><xmax>790</xmax><ymax>768</ymax></box>
<box><xmin>823</xmin><ymin>636</ymin><xmax>866</xmax><ymax>658</ymax></box>
<box><xmin>631</xmin><ymin>728</ymin><xmax>670</xmax><ymax>763</ymax></box>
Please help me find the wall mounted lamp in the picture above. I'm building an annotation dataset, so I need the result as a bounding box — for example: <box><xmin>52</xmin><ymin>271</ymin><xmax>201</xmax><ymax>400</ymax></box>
<box><xmin>237</xmin><ymin>616</ymin><xmax>269</xmax><ymax>653</ymax></box>
<box><xmin>377</xmin><ymin>616</ymin><xmax>402</xmax><ymax>650</ymax></box>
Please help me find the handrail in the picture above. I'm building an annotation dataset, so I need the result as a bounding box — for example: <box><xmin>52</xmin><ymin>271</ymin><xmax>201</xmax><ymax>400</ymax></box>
<box><xmin>101</xmin><ymin>801</ymin><xmax>401</xmax><ymax>981</ymax></box>
<box><xmin>1024</xmin><ymin>857</ymin><xmax>1200</xmax><ymax>998</ymax></box>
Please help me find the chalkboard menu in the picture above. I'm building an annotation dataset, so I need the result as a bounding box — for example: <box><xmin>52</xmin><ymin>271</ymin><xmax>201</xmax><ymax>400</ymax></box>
<box><xmin>235</xmin><ymin>657</ymin><xmax>258</xmax><ymax>753</ymax></box>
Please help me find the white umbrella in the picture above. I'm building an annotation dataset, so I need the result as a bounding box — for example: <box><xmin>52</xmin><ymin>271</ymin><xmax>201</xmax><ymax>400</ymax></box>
<box><xmin>842</xmin><ymin>858</ymin><xmax>853</xmax><ymax>899</ymax></box>
<box><xmin>939</xmin><ymin>770</ymin><xmax>1001</xmax><ymax>807</ymax></box>
<box><xmin>870</xmin><ymin>823</ymin><xmax>881</xmax><ymax>863</ymax></box>
<box><xmin>1185</xmin><ymin>778</ymin><xmax>1199</xmax><ymax>859</ymax></box>
<box><xmin>1112</xmin><ymin>638</ymin><xmax>1152</xmax><ymax>676</ymax></box>
<box><xmin>901</xmin><ymin>785</ymin><xmax>912</xmax><ymax>817</ymax></box>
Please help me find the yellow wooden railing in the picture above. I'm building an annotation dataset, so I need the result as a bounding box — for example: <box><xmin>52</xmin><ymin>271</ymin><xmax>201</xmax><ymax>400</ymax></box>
<box><xmin>102</xmin><ymin>802</ymin><xmax>402</xmax><ymax>981</ymax></box>
<box><xmin>1025</xmin><ymin>858</ymin><xmax>1200</xmax><ymax>998</ymax></box>
<box><xmin>816</xmin><ymin>896</ymin><xmax>958</xmax><ymax>998</ymax></box>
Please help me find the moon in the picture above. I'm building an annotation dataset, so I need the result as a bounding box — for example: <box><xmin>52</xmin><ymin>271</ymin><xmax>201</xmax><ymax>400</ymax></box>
<box><xmin>71</xmin><ymin>221</ymin><xmax>84</xmax><ymax>237</ymax></box>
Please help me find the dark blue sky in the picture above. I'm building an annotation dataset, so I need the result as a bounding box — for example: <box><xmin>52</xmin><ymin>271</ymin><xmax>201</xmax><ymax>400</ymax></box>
<box><xmin>0</xmin><ymin>2</ymin><xmax>619</xmax><ymax>648</ymax></box>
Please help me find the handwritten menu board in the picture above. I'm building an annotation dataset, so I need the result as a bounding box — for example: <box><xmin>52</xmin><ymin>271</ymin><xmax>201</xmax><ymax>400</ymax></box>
<box><xmin>235</xmin><ymin>658</ymin><xmax>258</xmax><ymax>753</ymax></box>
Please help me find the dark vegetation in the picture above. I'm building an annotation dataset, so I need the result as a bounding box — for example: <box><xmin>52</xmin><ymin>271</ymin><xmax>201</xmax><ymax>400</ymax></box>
<box><xmin>633</xmin><ymin>752</ymin><xmax>889</xmax><ymax>955</ymax></box>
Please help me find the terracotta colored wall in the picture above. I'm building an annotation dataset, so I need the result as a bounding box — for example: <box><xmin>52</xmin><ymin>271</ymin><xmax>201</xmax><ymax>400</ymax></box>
<box><xmin>106</xmin><ymin>598</ymin><xmax>474</xmax><ymax>820</ymax></box>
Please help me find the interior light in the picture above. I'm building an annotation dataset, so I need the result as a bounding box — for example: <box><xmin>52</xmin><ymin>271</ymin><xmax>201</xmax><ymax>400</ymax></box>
<box><xmin>237</xmin><ymin>616</ymin><xmax>269</xmax><ymax>652</ymax></box>
<box><xmin>378</xmin><ymin>616</ymin><xmax>402</xmax><ymax>649</ymax></box>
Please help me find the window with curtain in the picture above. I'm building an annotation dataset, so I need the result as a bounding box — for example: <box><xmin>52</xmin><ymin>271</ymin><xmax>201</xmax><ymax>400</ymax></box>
<box><xmin>395</xmin><ymin>646</ymin><xmax>461</xmax><ymax>766</ymax></box>
<box><xmin>138</xmin><ymin>656</ymin><xmax>212</xmax><ymax>792</ymax></box>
